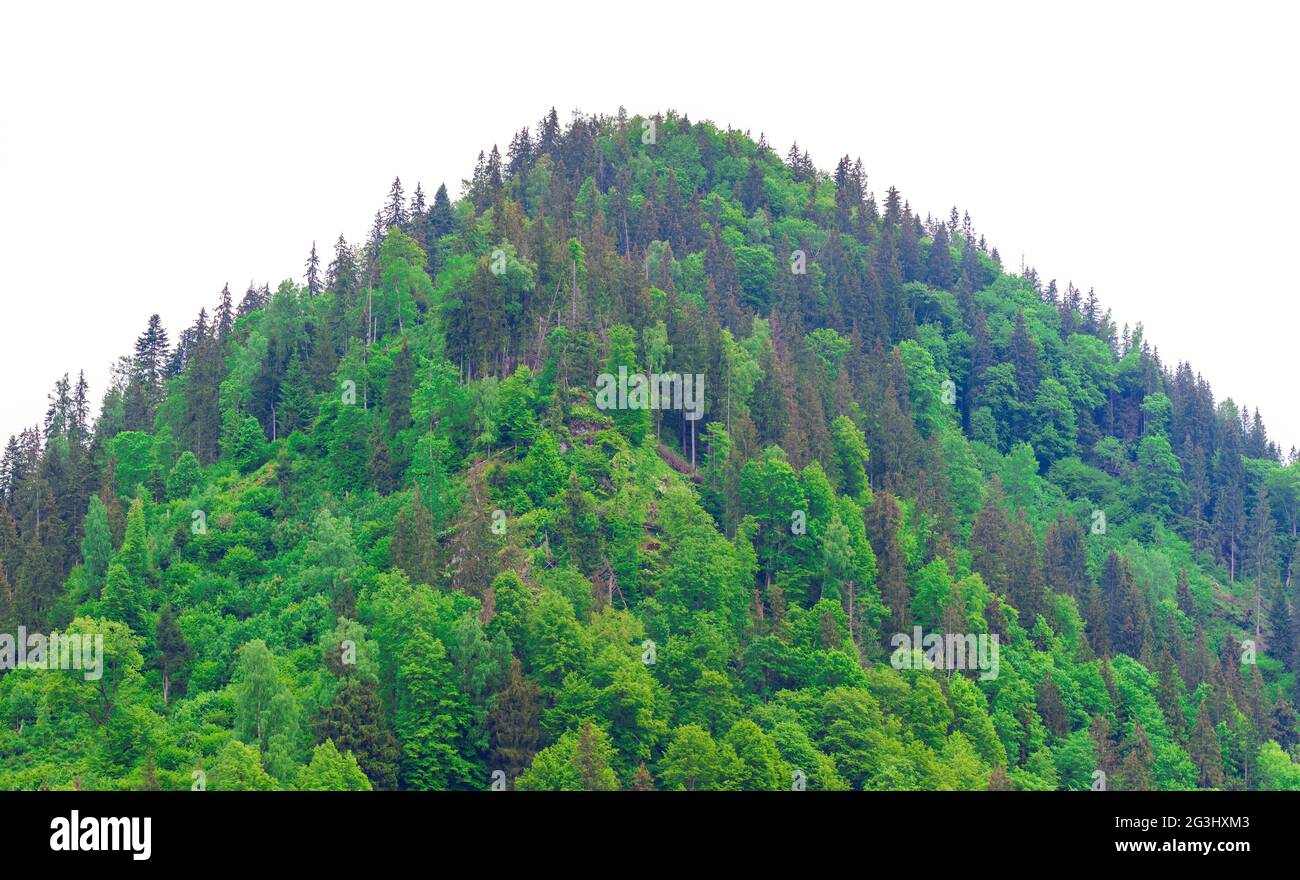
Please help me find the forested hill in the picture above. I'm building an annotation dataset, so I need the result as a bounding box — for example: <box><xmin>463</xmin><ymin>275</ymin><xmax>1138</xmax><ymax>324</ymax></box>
<box><xmin>3</xmin><ymin>108</ymin><xmax>1299</xmax><ymax>792</ymax></box>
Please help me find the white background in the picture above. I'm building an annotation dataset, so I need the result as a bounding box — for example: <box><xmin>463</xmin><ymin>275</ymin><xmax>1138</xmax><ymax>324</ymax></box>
<box><xmin>1</xmin><ymin>1</ymin><xmax>1296</xmax><ymax>451</ymax></box>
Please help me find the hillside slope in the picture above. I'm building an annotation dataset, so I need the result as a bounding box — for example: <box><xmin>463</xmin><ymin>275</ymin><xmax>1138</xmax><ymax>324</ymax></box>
<box><xmin>2</xmin><ymin>108</ymin><xmax>1298</xmax><ymax>791</ymax></box>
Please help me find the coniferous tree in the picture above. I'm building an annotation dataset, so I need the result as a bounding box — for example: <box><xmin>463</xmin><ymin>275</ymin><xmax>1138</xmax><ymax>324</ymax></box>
<box><xmin>385</xmin><ymin>177</ymin><xmax>407</xmax><ymax>229</ymax></box>
<box><xmin>1119</xmin><ymin>722</ymin><xmax>1156</xmax><ymax>791</ymax></box>
<box><xmin>1268</xmin><ymin>587</ymin><xmax>1294</xmax><ymax>671</ymax></box>
<box><xmin>305</xmin><ymin>242</ymin><xmax>322</xmax><ymax>296</ymax></box>
<box><xmin>1213</xmin><ymin>426</ymin><xmax>1247</xmax><ymax>582</ymax></box>
<box><xmin>1247</xmin><ymin>485</ymin><xmax>1275</xmax><ymax>641</ymax></box>
<box><xmin>1176</xmin><ymin>566</ymin><xmax>1195</xmax><ymax>617</ymax></box>
<box><xmin>390</xmin><ymin>494</ymin><xmax>437</xmax><ymax>585</ymax></box>
<box><xmin>328</xmin><ymin>234</ymin><xmax>358</xmax><ymax>303</ymax></box>
<box><xmin>215</xmin><ymin>283</ymin><xmax>235</xmax><ymax>341</ymax></box>
<box><xmin>277</xmin><ymin>352</ymin><xmax>315</xmax><ymax>436</ymax></box>
<box><xmin>970</xmin><ymin>477</ymin><xmax>1012</xmax><ymax>600</ymax></box>
<box><xmin>1009</xmin><ymin>308</ymin><xmax>1040</xmax><ymax>408</ymax></box>
<box><xmin>866</xmin><ymin>490</ymin><xmax>909</xmax><ymax>636</ymax></box>
<box><xmin>1043</xmin><ymin>511</ymin><xmax>1088</xmax><ymax>597</ymax></box>
<box><xmin>925</xmin><ymin>223</ymin><xmax>956</xmax><ymax>289</ymax></box>
<box><xmin>489</xmin><ymin>659</ymin><xmax>542</xmax><ymax>787</ymax></box>
<box><xmin>1037</xmin><ymin>674</ymin><xmax>1068</xmax><ymax>738</ymax></box>
<box><xmin>1189</xmin><ymin>703</ymin><xmax>1225</xmax><ymax>788</ymax></box>
<box><xmin>182</xmin><ymin>331</ymin><xmax>225</xmax><ymax>464</ymax></box>
<box><xmin>1102</xmin><ymin>551</ymin><xmax>1147</xmax><ymax>658</ymax></box>
<box><xmin>1007</xmin><ymin>510</ymin><xmax>1045</xmax><ymax>627</ymax></box>
<box><xmin>316</xmin><ymin>677</ymin><xmax>401</xmax><ymax>791</ymax></box>
<box><xmin>154</xmin><ymin>602</ymin><xmax>192</xmax><ymax>705</ymax></box>
<box><xmin>384</xmin><ymin>340</ymin><xmax>415</xmax><ymax>436</ymax></box>
<box><xmin>367</xmin><ymin>435</ymin><xmax>396</xmax><ymax>497</ymax></box>
<box><xmin>79</xmin><ymin>495</ymin><xmax>113</xmax><ymax>594</ymax></box>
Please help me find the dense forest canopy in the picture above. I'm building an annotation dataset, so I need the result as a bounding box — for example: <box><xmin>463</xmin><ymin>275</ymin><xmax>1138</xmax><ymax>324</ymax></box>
<box><xmin>2</xmin><ymin>107</ymin><xmax>1298</xmax><ymax>791</ymax></box>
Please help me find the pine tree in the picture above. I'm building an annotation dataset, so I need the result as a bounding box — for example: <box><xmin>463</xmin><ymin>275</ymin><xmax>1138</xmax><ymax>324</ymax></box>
<box><xmin>1043</xmin><ymin>510</ymin><xmax>1088</xmax><ymax>597</ymax></box>
<box><xmin>867</xmin><ymin>490</ymin><xmax>909</xmax><ymax>636</ymax></box>
<box><xmin>384</xmin><ymin>340</ymin><xmax>415</xmax><ymax>436</ymax></box>
<box><xmin>215</xmin><ymin>283</ymin><xmax>235</xmax><ymax>340</ymax></box>
<box><xmin>1119</xmin><ymin>721</ymin><xmax>1155</xmax><ymax>791</ymax></box>
<box><xmin>1007</xmin><ymin>510</ymin><xmax>1045</xmax><ymax>627</ymax></box>
<box><xmin>925</xmin><ymin>223</ymin><xmax>956</xmax><ymax>289</ymax></box>
<box><xmin>305</xmin><ymin>242</ymin><xmax>322</xmax><ymax>296</ymax></box>
<box><xmin>133</xmin><ymin>314</ymin><xmax>170</xmax><ymax>391</ymax></box>
<box><xmin>430</xmin><ymin>184</ymin><xmax>455</xmax><ymax>238</ymax></box>
<box><xmin>1009</xmin><ymin>308</ymin><xmax>1040</xmax><ymax>405</ymax></box>
<box><xmin>328</xmin><ymin>234</ymin><xmax>358</xmax><ymax>302</ymax></box>
<box><xmin>1189</xmin><ymin>703</ymin><xmax>1225</xmax><ymax>788</ymax></box>
<box><xmin>390</xmin><ymin>494</ymin><xmax>437</xmax><ymax>585</ymax></box>
<box><xmin>367</xmin><ymin>436</ymin><xmax>396</xmax><ymax>496</ymax></box>
<box><xmin>277</xmin><ymin>352</ymin><xmax>315</xmax><ymax>436</ymax></box>
<box><xmin>316</xmin><ymin>677</ymin><xmax>401</xmax><ymax>790</ymax></box>
<box><xmin>1155</xmin><ymin>646</ymin><xmax>1188</xmax><ymax>740</ymax></box>
<box><xmin>488</xmin><ymin>659</ymin><xmax>542</xmax><ymax>786</ymax></box>
<box><xmin>1102</xmin><ymin>551</ymin><xmax>1147</xmax><ymax>658</ymax></box>
<box><xmin>1213</xmin><ymin>427</ymin><xmax>1247</xmax><ymax>582</ymax></box>
<box><xmin>385</xmin><ymin>177</ymin><xmax>407</xmax><ymax>229</ymax></box>
<box><xmin>182</xmin><ymin>332</ymin><xmax>225</xmax><ymax>464</ymax></box>
<box><xmin>1269</xmin><ymin>586</ymin><xmax>1294</xmax><ymax>671</ymax></box>
<box><xmin>1037</xmin><ymin>674</ymin><xmax>1069</xmax><ymax>738</ymax></box>
<box><xmin>79</xmin><ymin>495</ymin><xmax>113</xmax><ymax>594</ymax></box>
<box><xmin>740</xmin><ymin>161</ymin><xmax>767</xmax><ymax>214</ymax></box>
<box><xmin>574</xmin><ymin>721</ymin><xmax>620</xmax><ymax>791</ymax></box>
<box><xmin>1176</xmin><ymin>565</ymin><xmax>1195</xmax><ymax>617</ymax></box>
<box><xmin>970</xmin><ymin>476</ymin><xmax>1012</xmax><ymax>600</ymax></box>
<box><xmin>102</xmin><ymin>561</ymin><xmax>145</xmax><ymax>634</ymax></box>
<box><xmin>154</xmin><ymin>602</ymin><xmax>192</xmax><ymax>705</ymax></box>
<box><xmin>1247</xmin><ymin>485</ymin><xmax>1275</xmax><ymax>642</ymax></box>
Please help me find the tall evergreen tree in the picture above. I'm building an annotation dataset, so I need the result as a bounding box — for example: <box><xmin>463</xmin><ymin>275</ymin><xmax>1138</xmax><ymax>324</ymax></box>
<box><xmin>305</xmin><ymin>242</ymin><xmax>322</xmax><ymax>296</ymax></box>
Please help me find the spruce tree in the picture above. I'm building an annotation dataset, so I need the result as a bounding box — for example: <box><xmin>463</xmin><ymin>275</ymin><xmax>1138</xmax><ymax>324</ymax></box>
<box><xmin>316</xmin><ymin>677</ymin><xmax>401</xmax><ymax>791</ymax></box>
<box><xmin>277</xmin><ymin>352</ymin><xmax>315</xmax><ymax>436</ymax></box>
<box><xmin>305</xmin><ymin>242</ymin><xmax>322</xmax><ymax>296</ymax></box>
<box><xmin>154</xmin><ymin>602</ymin><xmax>192</xmax><ymax>705</ymax></box>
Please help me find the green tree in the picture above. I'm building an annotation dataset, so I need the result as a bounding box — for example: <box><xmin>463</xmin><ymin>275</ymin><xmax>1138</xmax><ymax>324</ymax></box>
<box><xmin>154</xmin><ymin>603</ymin><xmax>192</xmax><ymax>705</ymax></box>
<box><xmin>395</xmin><ymin>630</ymin><xmax>477</xmax><ymax>790</ymax></box>
<box><xmin>316</xmin><ymin>677</ymin><xmax>401</xmax><ymax>791</ymax></box>
<box><xmin>165</xmin><ymin>451</ymin><xmax>203</xmax><ymax>500</ymax></box>
<box><xmin>297</xmin><ymin>740</ymin><xmax>373</xmax><ymax>791</ymax></box>
<box><xmin>231</xmin><ymin>416</ymin><xmax>268</xmax><ymax>473</ymax></box>
<box><xmin>723</xmin><ymin>719</ymin><xmax>789</xmax><ymax>790</ymax></box>
<box><xmin>515</xmin><ymin>721</ymin><xmax>620</xmax><ymax>791</ymax></box>
<box><xmin>277</xmin><ymin>352</ymin><xmax>316</xmax><ymax>435</ymax></box>
<box><xmin>79</xmin><ymin>496</ymin><xmax>113</xmax><ymax>594</ymax></box>
<box><xmin>232</xmin><ymin>640</ymin><xmax>303</xmax><ymax>782</ymax></box>
<box><xmin>659</xmin><ymin>724</ymin><xmax>741</xmax><ymax>790</ymax></box>
<box><xmin>210</xmin><ymin>740</ymin><xmax>278</xmax><ymax>791</ymax></box>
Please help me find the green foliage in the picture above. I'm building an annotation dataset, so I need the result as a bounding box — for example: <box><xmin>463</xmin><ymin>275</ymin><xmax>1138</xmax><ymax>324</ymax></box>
<box><xmin>297</xmin><ymin>740</ymin><xmax>373</xmax><ymax>791</ymax></box>
<box><xmin>3</xmin><ymin>109</ymin><xmax>1287</xmax><ymax>795</ymax></box>
<box><xmin>515</xmin><ymin>722</ymin><xmax>620</xmax><ymax>791</ymax></box>
<box><xmin>109</xmin><ymin>432</ymin><xmax>157</xmax><ymax>497</ymax></box>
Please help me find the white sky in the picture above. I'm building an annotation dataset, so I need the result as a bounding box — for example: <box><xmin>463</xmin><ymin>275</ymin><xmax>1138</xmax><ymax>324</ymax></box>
<box><xmin>2</xmin><ymin>1</ymin><xmax>1296</xmax><ymax>452</ymax></box>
